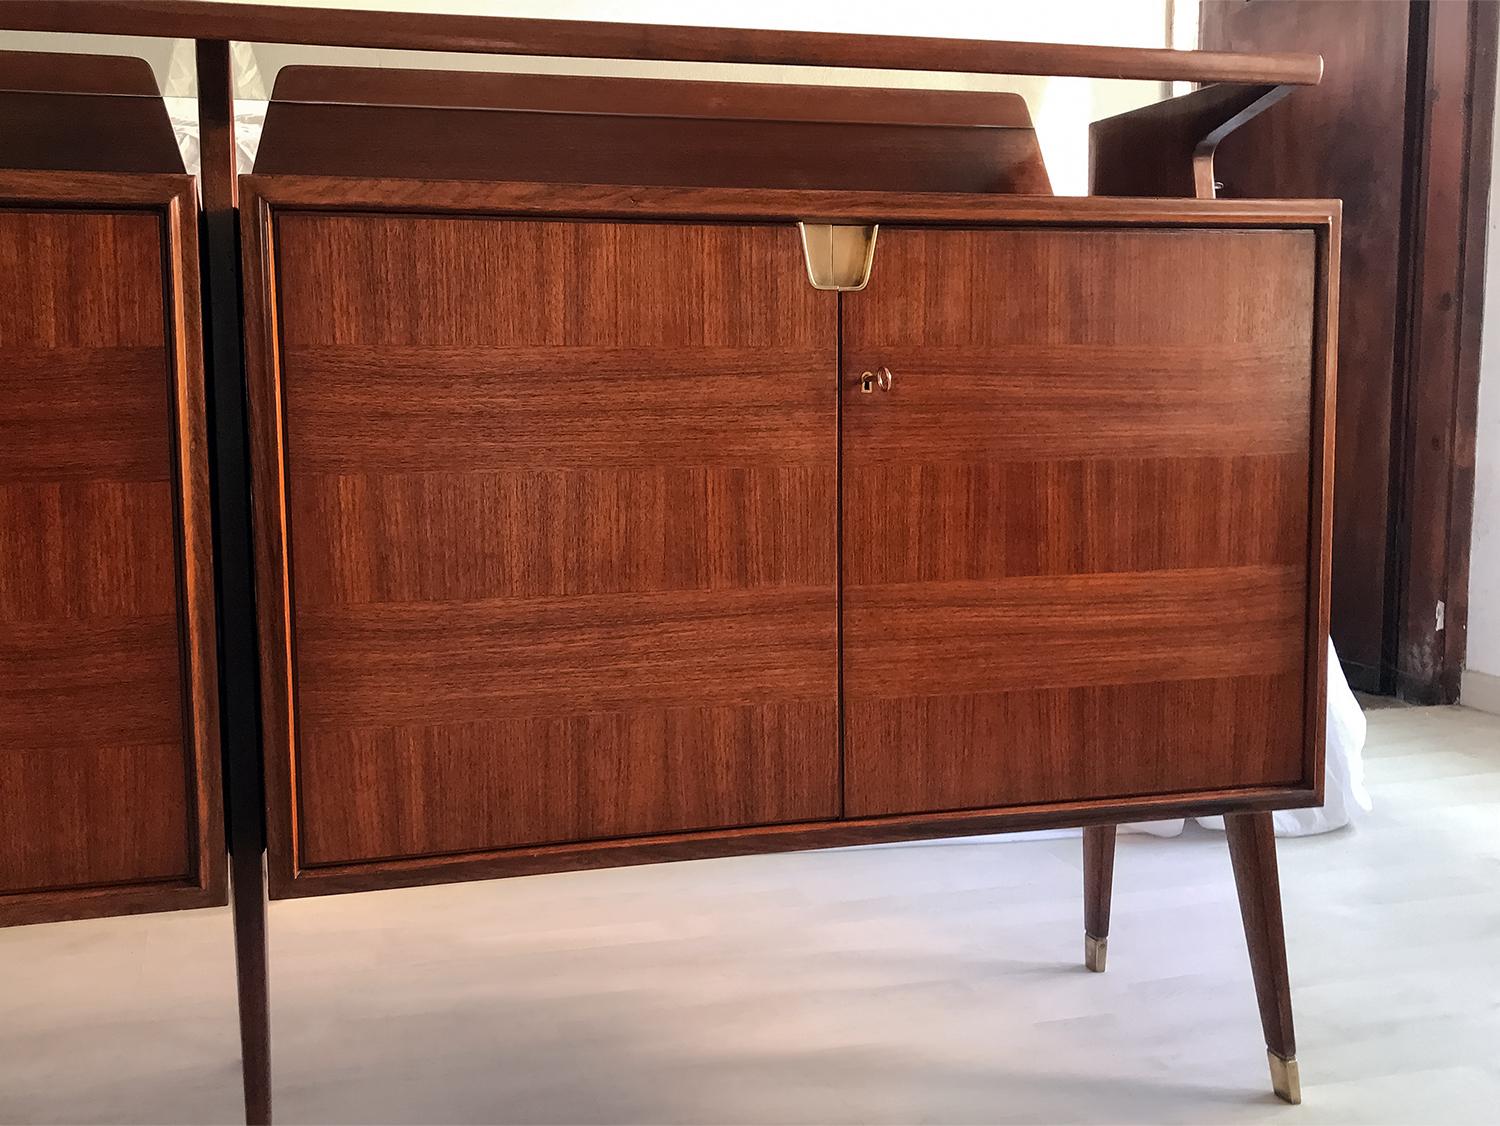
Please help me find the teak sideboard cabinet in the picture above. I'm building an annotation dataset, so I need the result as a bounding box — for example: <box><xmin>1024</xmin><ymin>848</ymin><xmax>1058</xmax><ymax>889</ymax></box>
<box><xmin>0</xmin><ymin>5</ymin><xmax>1339</xmax><ymax>1121</ymax></box>
<box><xmin>237</xmin><ymin>63</ymin><xmax>1335</xmax><ymax>1116</ymax></box>
<box><xmin>245</xmin><ymin>190</ymin><xmax>1332</xmax><ymax>886</ymax></box>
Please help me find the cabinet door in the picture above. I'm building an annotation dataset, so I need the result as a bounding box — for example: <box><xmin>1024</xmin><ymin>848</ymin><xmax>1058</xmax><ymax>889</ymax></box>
<box><xmin>0</xmin><ymin>191</ymin><xmax>222</xmax><ymax>925</ymax></box>
<box><xmin>841</xmin><ymin>226</ymin><xmax>1322</xmax><ymax>817</ymax></box>
<box><xmin>262</xmin><ymin>215</ymin><xmax>839</xmax><ymax>879</ymax></box>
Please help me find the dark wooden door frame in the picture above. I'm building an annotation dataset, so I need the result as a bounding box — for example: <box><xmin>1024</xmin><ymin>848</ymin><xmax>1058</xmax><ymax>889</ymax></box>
<box><xmin>1389</xmin><ymin>0</ymin><xmax>1499</xmax><ymax>702</ymax></box>
<box><xmin>1201</xmin><ymin>0</ymin><xmax>1498</xmax><ymax>703</ymax></box>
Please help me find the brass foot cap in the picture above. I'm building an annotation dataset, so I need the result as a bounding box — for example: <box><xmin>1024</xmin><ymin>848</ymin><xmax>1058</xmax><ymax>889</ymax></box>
<box><xmin>1084</xmin><ymin>934</ymin><xmax>1107</xmax><ymax>973</ymax></box>
<box><xmin>1268</xmin><ymin>1051</ymin><xmax>1301</xmax><ymax>1105</ymax></box>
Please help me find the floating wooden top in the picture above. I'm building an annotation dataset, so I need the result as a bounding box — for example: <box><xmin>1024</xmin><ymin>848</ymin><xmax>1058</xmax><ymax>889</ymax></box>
<box><xmin>0</xmin><ymin>1</ymin><xmax>1323</xmax><ymax>86</ymax></box>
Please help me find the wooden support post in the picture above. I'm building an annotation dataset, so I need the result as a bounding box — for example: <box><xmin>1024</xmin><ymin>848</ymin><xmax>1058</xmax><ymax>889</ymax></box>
<box><xmin>1082</xmin><ymin>825</ymin><xmax>1116</xmax><ymax>972</ymax></box>
<box><xmin>1225</xmin><ymin>812</ymin><xmax>1299</xmax><ymax>1104</ymax></box>
<box><xmin>194</xmin><ymin>38</ymin><xmax>271</xmax><ymax>1126</ymax></box>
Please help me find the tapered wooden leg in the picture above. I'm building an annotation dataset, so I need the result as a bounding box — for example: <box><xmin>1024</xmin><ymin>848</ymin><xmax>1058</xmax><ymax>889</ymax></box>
<box><xmin>230</xmin><ymin>849</ymin><xmax>271</xmax><ymax>1125</ymax></box>
<box><xmin>1225</xmin><ymin>811</ymin><xmax>1300</xmax><ymax>1104</ymax></box>
<box><xmin>1082</xmin><ymin>824</ymin><xmax>1116</xmax><ymax>972</ymax></box>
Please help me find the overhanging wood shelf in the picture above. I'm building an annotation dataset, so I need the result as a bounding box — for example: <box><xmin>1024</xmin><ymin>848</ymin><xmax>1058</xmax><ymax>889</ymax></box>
<box><xmin>1</xmin><ymin>1</ymin><xmax>1322</xmax><ymax>85</ymax></box>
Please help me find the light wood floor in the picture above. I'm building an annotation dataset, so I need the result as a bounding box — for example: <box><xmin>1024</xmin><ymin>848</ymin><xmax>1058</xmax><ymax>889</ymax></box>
<box><xmin>3</xmin><ymin>705</ymin><xmax>1498</xmax><ymax>1125</ymax></box>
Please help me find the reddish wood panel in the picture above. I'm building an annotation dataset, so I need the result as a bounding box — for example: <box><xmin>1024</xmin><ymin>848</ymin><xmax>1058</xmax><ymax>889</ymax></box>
<box><xmin>265</xmin><ymin>214</ymin><xmax>839</xmax><ymax>873</ymax></box>
<box><xmin>0</xmin><ymin>350</ymin><xmax>181</xmax><ymax>481</ymax></box>
<box><xmin>280</xmin><ymin>348</ymin><xmax>832</xmax><ymax>470</ymax></box>
<box><xmin>267</xmin><ymin>67</ymin><xmax>1039</xmax><ymax>126</ymax></box>
<box><xmin>298</xmin><ymin>702</ymin><xmax>836</xmax><ymax>865</ymax></box>
<box><xmin>293</xmin><ymin>589</ymin><xmax>833</xmax><ymax>729</ymax></box>
<box><xmin>842</xmin><ymin>226</ymin><xmax>1320</xmax><ymax>816</ymax></box>
<box><xmin>0</xmin><ymin>51</ymin><xmax>183</xmax><ymax>174</ymax></box>
<box><xmin>255</xmin><ymin>68</ymin><xmax>1048</xmax><ymax>194</ymax></box>
<box><xmin>0</xmin><ymin>49</ymin><xmax>160</xmax><ymax>96</ymax></box>
<box><xmin>843</xmin><ymin>456</ymin><xmax>1309</xmax><ymax>584</ymax></box>
<box><xmin>0</xmin><ymin>193</ymin><xmax>222</xmax><ymax>923</ymax></box>
<box><xmin>0</xmin><ymin>209</ymin><xmax>166</xmax><ymax>345</ymax></box>
<box><xmin>849</xmin><ymin>674</ymin><xmax>1305</xmax><ymax>816</ymax></box>
<box><xmin>290</xmin><ymin>467</ymin><xmax>829</xmax><ymax>601</ymax></box>
<box><xmin>0</xmin><ymin>745</ymin><xmax>190</xmax><ymax>890</ymax></box>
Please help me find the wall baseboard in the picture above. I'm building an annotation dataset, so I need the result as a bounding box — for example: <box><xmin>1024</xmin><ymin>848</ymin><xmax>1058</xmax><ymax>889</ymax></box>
<box><xmin>1461</xmin><ymin>669</ymin><xmax>1500</xmax><ymax>716</ymax></box>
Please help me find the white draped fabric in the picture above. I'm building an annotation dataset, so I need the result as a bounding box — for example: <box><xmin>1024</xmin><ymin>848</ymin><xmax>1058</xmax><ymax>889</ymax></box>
<box><xmin>1128</xmin><ymin>640</ymin><xmax>1371</xmax><ymax>838</ymax></box>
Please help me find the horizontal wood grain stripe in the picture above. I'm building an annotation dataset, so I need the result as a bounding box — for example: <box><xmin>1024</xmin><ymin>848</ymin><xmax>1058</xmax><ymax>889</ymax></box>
<box><xmin>274</xmin><ymin>215</ymin><xmax>832</xmax><ymax>348</ymax></box>
<box><xmin>0</xmin><ymin>617</ymin><xmax>185</xmax><ymax>748</ymax></box>
<box><xmin>842</xmin><ymin>345</ymin><xmax>1310</xmax><ymax>461</ymax></box>
<box><xmin>0</xmin><ymin>743</ymin><xmax>190</xmax><ymax>894</ymax></box>
<box><xmin>0</xmin><ymin>5</ymin><xmax>1325</xmax><ymax>87</ymax></box>
<box><xmin>843</xmin><ymin>565</ymin><xmax>1306</xmax><ymax>697</ymax></box>
<box><xmin>295</xmin><ymin>700</ymin><xmax>839</xmax><ymax>866</ymax></box>
<box><xmin>0</xmin><ymin>481</ymin><xmax>177</xmax><ymax>619</ymax></box>
<box><xmin>845</xmin><ymin>672</ymin><xmax>1305</xmax><ymax>817</ymax></box>
<box><xmin>291</xmin><ymin>467</ymin><xmax>834</xmax><ymax>604</ymax></box>
<box><xmin>281</xmin><ymin>345</ymin><xmax>835</xmax><ymax>470</ymax></box>
<box><xmin>0</xmin><ymin>348</ymin><xmax>174</xmax><ymax>482</ymax></box>
<box><xmin>842</xmin><ymin>455</ymin><xmax>1309</xmax><ymax>583</ymax></box>
<box><xmin>293</xmin><ymin>586</ymin><xmax>836</xmax><ymax>728</ymax></box>
<box><xmin>848</xmin><ymin>227</ymin><xmax>1316</xmax><ymax>348</ymax></box>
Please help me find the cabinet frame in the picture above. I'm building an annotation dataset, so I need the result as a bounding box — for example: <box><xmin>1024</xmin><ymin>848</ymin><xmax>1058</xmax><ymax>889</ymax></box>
<box><xmin>0</xmin><ymin>171</ymin><xmax>225</xmax><ymax>926</ymax></box>
<box><xmin>240</xmin><ymin>175</ymin><xmax>1338</xmax><ymax>900</ymax></box>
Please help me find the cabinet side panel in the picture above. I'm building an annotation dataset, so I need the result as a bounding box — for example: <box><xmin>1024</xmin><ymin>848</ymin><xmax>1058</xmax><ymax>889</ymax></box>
<box><xmin>266</xmin><ymin>214</ymin><xmax>840</xmax><ymax>873</ymax></box>
<box><xmin>842</xmin><ymin>226</ymin><xmax>1319</xmax><ymax>815</ymax></box>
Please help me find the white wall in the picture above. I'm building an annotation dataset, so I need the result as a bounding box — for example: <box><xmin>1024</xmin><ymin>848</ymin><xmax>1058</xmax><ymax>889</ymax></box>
<box><xmin>1</xmin><ymin>0</ymin><xmax>1191</xmax><ymax>195</ymax></box>
<box><xmin>1465</xmin><ymin>67</ymin><xmax>1500</xmax><ymax>712</ymax></box>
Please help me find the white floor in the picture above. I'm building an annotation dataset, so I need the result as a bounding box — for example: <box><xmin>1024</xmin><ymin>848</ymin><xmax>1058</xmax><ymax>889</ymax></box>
<box><xmin>2</xmin><ymin>704</ymin><xmax>1498</xmax><ymax>1125</ymax></box>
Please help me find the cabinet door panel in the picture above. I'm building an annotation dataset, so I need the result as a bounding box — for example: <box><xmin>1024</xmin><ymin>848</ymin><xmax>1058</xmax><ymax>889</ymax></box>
<box><xmin>0</xmin><ymin>195</ymin><xmax>221</xmax><ymax>924</ymax></box>
<box><xmin>266</xmin><ymin>215</ymin><xmax>839</xmax><ymax>874</ymax></box>
<box><xmin>841</xmin><ymin>226</ymin><xmax>1319</xmax><ymax>816</ymax></box>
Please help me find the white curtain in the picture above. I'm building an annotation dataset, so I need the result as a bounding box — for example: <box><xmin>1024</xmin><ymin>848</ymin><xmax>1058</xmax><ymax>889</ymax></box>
<box><xmin>1128</xmin><ymin>640</ymin><xmax>1372</xmax><ymax>838</ymax></box>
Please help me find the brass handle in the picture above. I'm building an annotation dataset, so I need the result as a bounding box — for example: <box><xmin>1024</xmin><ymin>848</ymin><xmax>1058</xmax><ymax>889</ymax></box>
<box><xmin>860</xmin><ymin>366</ymin><xmax>894</xmax><ymax>393</ymax></box>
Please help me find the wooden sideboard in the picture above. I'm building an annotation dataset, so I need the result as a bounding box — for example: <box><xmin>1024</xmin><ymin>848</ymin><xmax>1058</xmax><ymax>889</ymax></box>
<box><xmin>240</xmin><ymin>179</ymin><xmax>1335</xmax><ymax>900</ymax></box>
<box><xmin>0</xmin><ymin>5</ymin><xmax>1338</xmax><ymax>1121</ymax></box>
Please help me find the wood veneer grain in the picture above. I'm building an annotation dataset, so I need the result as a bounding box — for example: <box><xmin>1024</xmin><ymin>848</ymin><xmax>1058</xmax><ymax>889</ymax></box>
<box><xmin>0</xmin><ymin>179</ymin><xmax>223</xmax><ymax>926</ymax></box>
<box><xmin>242</xmin><ymin>179</ymin><xmax>1335</xmax><ymax>896</ymax></box>
<box><xmin>258</xmin><ymin>214</ymin><xmax>840</xmax><ymax>874</ymax></box>
<box><xmin>841</xmin><ymin>225</ymin><xmax>1321</xmax><ymax>816</ymax></box>
<box><xmin>297</xmin><ymin>702</ymin><xmax>839</xmax><ymax>867</ymax></box>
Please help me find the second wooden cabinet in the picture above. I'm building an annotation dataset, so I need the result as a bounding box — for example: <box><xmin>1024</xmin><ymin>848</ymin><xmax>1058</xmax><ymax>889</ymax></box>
<box><xmin>243</xmin><ymin>180</ymin><xmax>1333</xmax><ymax>897</ymax></box>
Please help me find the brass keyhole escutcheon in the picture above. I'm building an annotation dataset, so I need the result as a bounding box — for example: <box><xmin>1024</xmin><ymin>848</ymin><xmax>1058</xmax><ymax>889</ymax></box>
<box><xmin>860</xmin><ymin>366</ymin><xmax>894</xmax><ymax>393</ymax></box>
